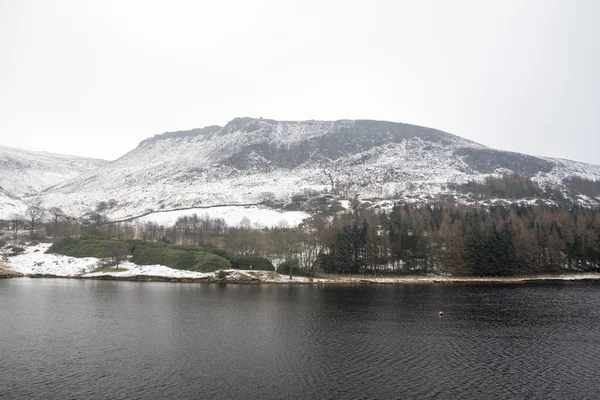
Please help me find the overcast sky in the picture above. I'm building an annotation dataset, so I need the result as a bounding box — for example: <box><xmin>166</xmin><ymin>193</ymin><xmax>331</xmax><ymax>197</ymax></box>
<box><xmin>1</xmin><ymin>0</ymin><xmax>598</xmax><ymax>163</ymax></box>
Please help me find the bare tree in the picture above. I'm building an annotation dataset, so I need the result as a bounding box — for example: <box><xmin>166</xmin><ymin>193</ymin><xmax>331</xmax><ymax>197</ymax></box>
<box><xmin>9</xmin><ymin>213</ymin><xmax>24</xmax><ymax>240</ymax></box>
<box><xmin>108</xmin><ymin>242</ymin><xmax>129</xmax><ymax>270</ymax></box>
<box><xmin>26</xmin><ymin>204</ymin><xmax>45</xmax><ymax>238</ymax></box>
<box><xmin>48</xmin><ymin>207</ymin><xmax>64</xmax><ymax>237</ymax></box>
<box><xmin>273</xmin><ymin>220</ymin><xmax>301</xmax><ymax>279</ymax></box>
<box><xmin>323</xmin><ymin>169</ymin><xmax>337</xmax><ymax>192</ymax></box>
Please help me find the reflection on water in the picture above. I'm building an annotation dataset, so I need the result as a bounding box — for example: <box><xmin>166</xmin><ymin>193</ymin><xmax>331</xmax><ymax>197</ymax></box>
<box><xmin>1</xmin><ymin>279</ymin><xmax>599</xmax><ymax>399</ymax></box>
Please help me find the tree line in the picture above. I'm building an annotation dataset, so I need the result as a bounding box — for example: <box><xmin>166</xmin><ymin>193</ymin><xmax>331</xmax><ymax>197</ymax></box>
<box><xmin>83</xmin><ymin>202</ymin><xmax>600</xmax><ymax>276</ymax></box>
<box><xmin>3</xmin><ymin>198</ymin><xmax>600</xmax><ymax>277</ymax></box>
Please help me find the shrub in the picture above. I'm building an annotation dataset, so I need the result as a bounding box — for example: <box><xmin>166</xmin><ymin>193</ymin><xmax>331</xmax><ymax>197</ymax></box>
<box><xmin>168</xmin><ymin>244</ymin><xmax>233</xmax><ymax>260</ymax></box>
<box><xmin>131</xmin><ymin>243</ymin><xmax>230</xmax><ymax>272</ymax></box>
<box><xmin>48</xmin><ymin>237</ymin><xmax>131</xmax><ymax>258</ymax></box>
<box><xmin>193</xmin><ymin>252</ymin><xmax>231</xmax><ymax>272</ymax></box>
<box><xmin>230</xmin><ymin>255</ymin><xmax>274</xmax><ymax>271</ymax></box>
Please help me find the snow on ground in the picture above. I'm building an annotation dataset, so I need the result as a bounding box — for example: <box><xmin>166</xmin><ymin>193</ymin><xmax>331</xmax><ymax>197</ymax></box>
<box><xmin>8</xmin><ymin>243</ymin><xmax>100</xmax><ymax>276</ymax></box>
<box><xmin>136</xmin><ymin>205</ymin><xmax>309</xmax><ymax>228</ymax></box>
<box><xmin>84</xmin><ymin>262</ymin><xmax>211</xmax><ymax>279</ymax></box>
<box><xmin>6</xmin><ymin>243</ymin><xmax>210</xmax><ymax>278</ymax></box>
<box><xmin>0</xmin><ymin>193</ymin><xmax>27</xmax><ymax>220</ymax></box>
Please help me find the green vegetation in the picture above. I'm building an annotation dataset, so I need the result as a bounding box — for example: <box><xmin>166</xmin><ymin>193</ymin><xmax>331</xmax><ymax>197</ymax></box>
<box><xmin>169</xmin><ymin>244</ymin><xmax>233</xmax><ymax>260</ymax></box>
<box><xmin>46</xmin><ymin>237</ymin><xmax>275</xmax><ymax>274</ymax></box>
<box><xmin>47</xmin><ymin>237</ymin><xmax>131</xmax><ymax>258</ymax></box>
<box><xmin>131</xmin><ymin>242</ymin><xmax>230</xmax><ymax>272</ymax></box>
<box><xmin>43</xmin><ymin>195</ymin><xmax>600</xmax><ymax>280</ymax></box>
<box><xmin>463</xmin><ymin>215</ymin><xmax>517</xmax><ymax>276</ymax></box>
<box><xmin>318</xmin><ymin>223</ymin><xmax>369</xmax><ymax>274</ymax></box>
<box><xmin>229</xmin><ymin>255</ymin><xmax>274</xmax><ymax>271</ymax></box>
<box><xmin>48</xmin><ymin>238</ymin><xmax>230</xmax><ymax>273</ymax></box>
<box><xmin>311</xmin><ymin>202</ymin><xmax>600</xmax><ymax>276</ymax></box>
<box><xmin>168</xmin><ymin>244</ymin><xmax>273</xmax><ymax>270</ymax></box>
<box><xmin>216</xmin><ymin>270</ymin><xmax>228</xmax><ymax>279</ymax></box>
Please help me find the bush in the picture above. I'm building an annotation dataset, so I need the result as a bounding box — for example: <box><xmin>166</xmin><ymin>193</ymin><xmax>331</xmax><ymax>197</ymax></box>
<box><xmin>276</xmin><ymin>259</ymin><xmax>313</xmax><ymax>277</ymax></box>
<box><xmin>216</xmin><ymin>270</ymin><xmax>227</xmax><ymax>279</ymax></box>
<box><xmin>168</xmin><ymin>244</ymin><xmax>233</xmax><ymax>260</ymax></box>
<box><xmin>165</xmin><ymin>244</ymin><xmax>271</xmax><ymax>271</ymax></box>
<box><xmin>230</xmin><ymin>255</ymin><xmax>274</xmax><ymax>271</ymax></box>
<box><xmin>48</xmin><ymin>238</ymin><xmax>131</xmax><ymax>258</ymax></box>
<box><xmin>131</xmin><ymin>243</ymin><xmax>230</xmax><ymax>272</ymax></box>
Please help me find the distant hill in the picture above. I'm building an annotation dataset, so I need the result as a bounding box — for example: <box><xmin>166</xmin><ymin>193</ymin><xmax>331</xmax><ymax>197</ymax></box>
<box><xmin>0</xmin><ymin>146</ymin><xmax>108</xmax><ymax>218</ymax></box>
<box><xmin>32</xmin><ymin>117</ymin><xmax>600</xmax><ymax>220</ymax></box>
<box><xmin>0</xmin><ymin>146</ymin><xmax>108</xmax><ymax>197</ymax></box>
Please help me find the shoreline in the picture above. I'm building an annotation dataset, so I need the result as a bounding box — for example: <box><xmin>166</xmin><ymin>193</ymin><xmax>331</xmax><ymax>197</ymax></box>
<box><xmin>4</xmin><ymin>243</ymin><xmax>600</xmax><ymax>285</ymax></box>
<box><xmin>3</xmin><ymin>272</ymin><xmax>600</xmax><ymax>285</ymax></box>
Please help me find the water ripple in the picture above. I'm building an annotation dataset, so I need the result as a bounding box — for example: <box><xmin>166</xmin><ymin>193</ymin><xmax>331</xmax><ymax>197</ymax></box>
<box><xmin>1</xmin><ymin>280</ymin><xmax>600</xmax><ymax>399</ymax></box>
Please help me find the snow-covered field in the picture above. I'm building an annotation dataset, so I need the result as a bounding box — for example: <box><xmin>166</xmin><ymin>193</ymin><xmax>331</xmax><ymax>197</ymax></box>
<box><xmin>136</xmin><ymin>205</ymin><xmax>309</xmax><ymax>228</ymax></box>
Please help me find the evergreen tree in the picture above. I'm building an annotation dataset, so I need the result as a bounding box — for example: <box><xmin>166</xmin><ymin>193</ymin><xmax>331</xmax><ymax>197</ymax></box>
<box><xmin>319</xmin><ymin>223</ymin><xmax>368</xmax><ymax>274</ymax></box>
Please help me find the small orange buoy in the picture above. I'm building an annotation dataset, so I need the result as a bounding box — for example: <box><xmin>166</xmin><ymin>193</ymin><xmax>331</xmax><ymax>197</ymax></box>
<box><xmin>439</xmin><ymin>311</ymin><xmax>444</xmax><ymax>316</ymax></box>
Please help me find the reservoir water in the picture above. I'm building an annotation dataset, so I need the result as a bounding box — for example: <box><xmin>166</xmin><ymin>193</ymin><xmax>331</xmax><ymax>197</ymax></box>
<box><xmin>1</xmin><ymin>279</ymin><xmax>599</xmax><ymax>399</ymax></box>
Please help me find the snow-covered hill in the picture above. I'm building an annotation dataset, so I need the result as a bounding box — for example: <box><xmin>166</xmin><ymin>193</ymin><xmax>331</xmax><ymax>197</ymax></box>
<box><xmin>33</xmin><ymin>118</ymin><xmax>600</xmax><ymax>220</ymax></box>
<box><xmin>0</xmin><ymin>146</ymin><xmax>108</xmax><ymax>219</ymax></box>
<box><xmin>0</xmin><ymin>146</ymin><xmax>107</xmax><ymax>197</ymax></box>
<box><xmin>0</xmin><ymin>186</ymin><xmax>26</xmax><ymax>219</ymax></box>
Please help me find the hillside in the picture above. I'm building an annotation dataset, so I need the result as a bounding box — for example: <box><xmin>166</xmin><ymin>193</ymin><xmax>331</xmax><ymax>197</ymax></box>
<box><xmin>33</xmin><ymin>118</ymin><xmax>600</xmax><ymax>221</ymax></box>
<box><xmin>0</xmin><ymin>146</ymin><xmax>108</xmax><ymax>219</ymax></box>
<box><xmin>0</xmin><ymin>146</ymin><xmax>107</xmax><ymax>197</ymax></box>
<box><xmin>0</xmin><ymin>186</ymin><xmax>25</xmax><ymax>219</ymax></box>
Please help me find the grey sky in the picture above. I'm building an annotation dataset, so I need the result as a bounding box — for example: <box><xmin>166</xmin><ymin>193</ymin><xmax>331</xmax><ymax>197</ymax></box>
<box><xmin>1</xmin><ymin>0</ymin><xmax>598</xmax><ymax>164</ymax></box>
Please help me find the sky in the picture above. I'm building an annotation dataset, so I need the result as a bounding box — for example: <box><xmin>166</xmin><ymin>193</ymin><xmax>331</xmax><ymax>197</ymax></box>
<box><xmin>0</xmin><ymin>0</ymin><xmax>599</xmax><ymax>163</ymax></box>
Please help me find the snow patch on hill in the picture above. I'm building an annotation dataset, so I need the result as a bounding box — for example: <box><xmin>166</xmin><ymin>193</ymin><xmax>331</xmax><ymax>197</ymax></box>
<box><xmin>136</xmin><ymin>206</ymin><xmax>309</xmax><ymax>227</ymax></box>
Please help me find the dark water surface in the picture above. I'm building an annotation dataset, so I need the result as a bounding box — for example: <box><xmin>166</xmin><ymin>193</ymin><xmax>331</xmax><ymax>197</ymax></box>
<box><xmin>1</xmin><ymin>279</ymin><xmax>600</xmax><ymax>399</ymax></box>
